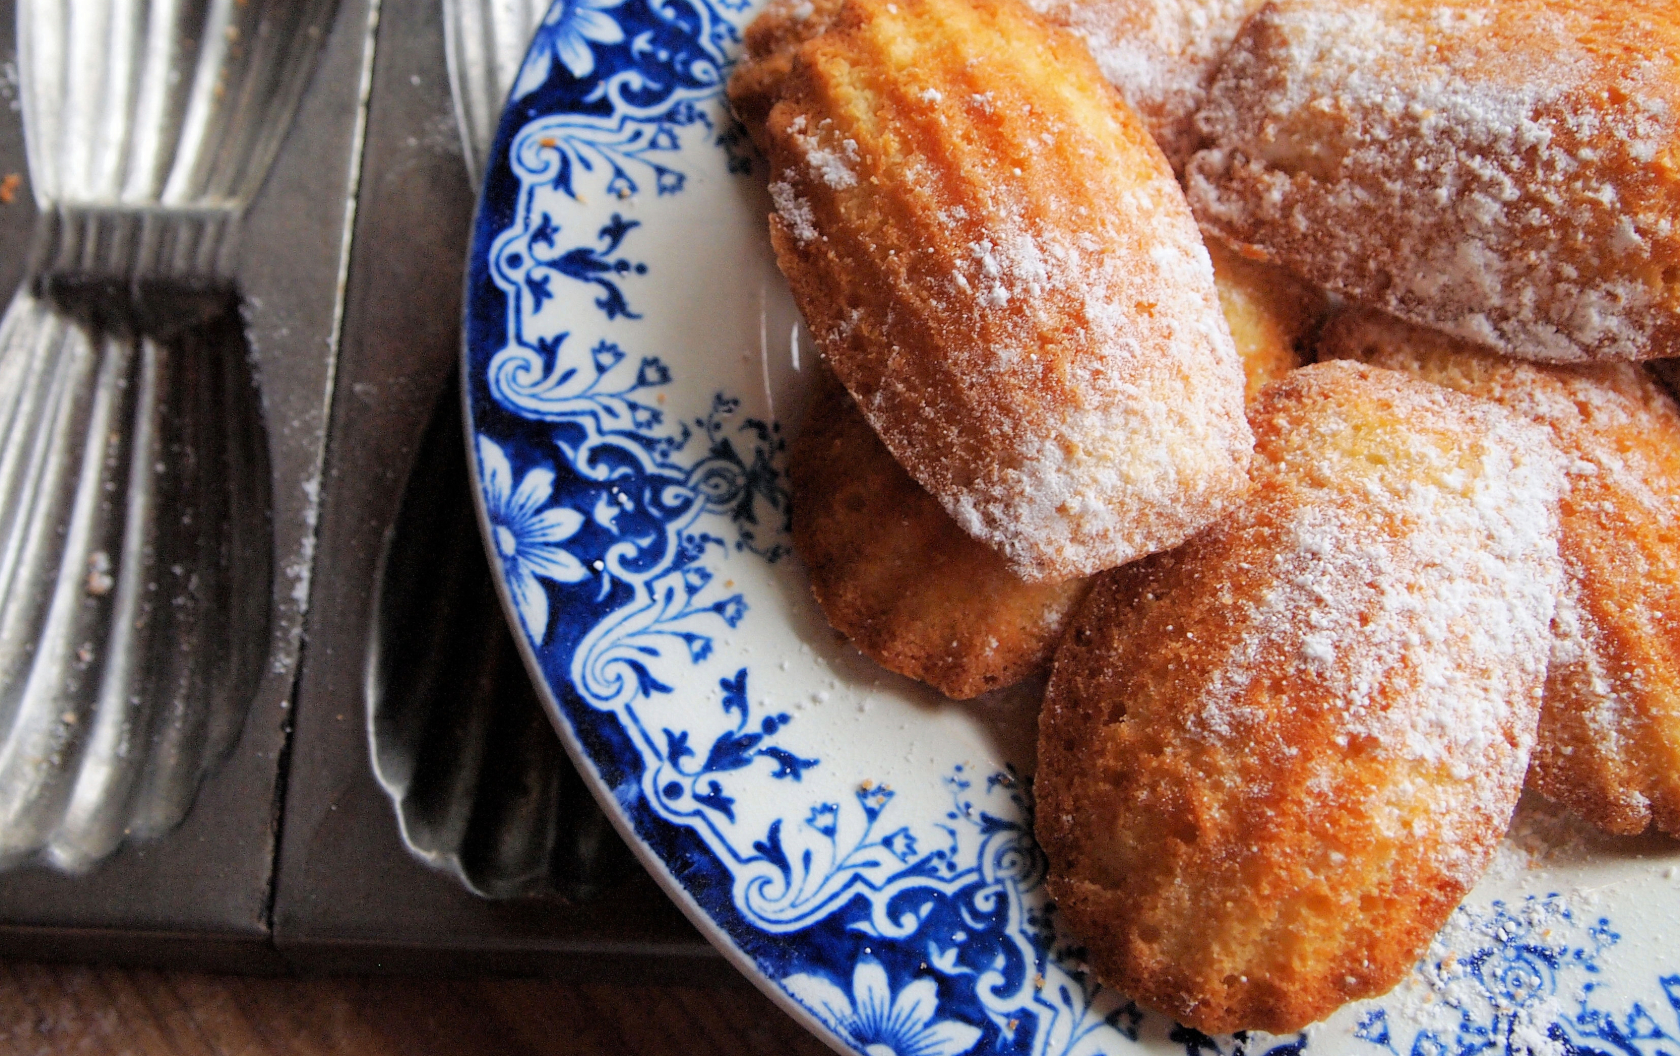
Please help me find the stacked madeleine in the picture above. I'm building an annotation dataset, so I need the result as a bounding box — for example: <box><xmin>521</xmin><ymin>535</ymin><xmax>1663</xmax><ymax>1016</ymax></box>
<box><xmin>732</xmin><ymin>0</ymin><xmax>1254</xmax><ymax>585</ymax></box>
<box><xmin>730</xmin><ymin>0</ymin><xmax>1680</xmax><ymax>1035</ymax></box>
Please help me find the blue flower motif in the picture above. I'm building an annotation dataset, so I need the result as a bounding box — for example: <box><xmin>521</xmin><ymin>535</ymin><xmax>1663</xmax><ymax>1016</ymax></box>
<box><xmin>477</xmin><ymin>436</ymin><xmax>591</xmax><ymax>641</ymax></box>
<box><xmin>806</xmin><ymin>802</ymin><xmax>840</xmax><ymax>837</ymax></box>
<box><xmin>515</xmin><ymin>0</ymin><xmax>629</xmax><ymax>95</ymax></box>
<box><xmin>783</xmin><ymin>958</ymin><xmax>981</xmax><ymax>1056</ymax></box>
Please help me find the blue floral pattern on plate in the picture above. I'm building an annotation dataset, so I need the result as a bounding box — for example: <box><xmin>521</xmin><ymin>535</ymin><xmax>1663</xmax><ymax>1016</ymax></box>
<box><xmin>478</xmin><ymin>434</ymin><xmax>593</xmax><ymax>638</ymax></box>
<box><xmin>461</xmin><ymin>1</ymin><xmax>1680</xmax><ymax>1053</ymax></box>
<box><xmin>786</xmin><ymin>956</ymin><xmax>985</xmax><ymax>1056</ymax></box>
<box><xmin>516</xmin><ymin>0</ymin><xmax>632</xmax><ymax>89</ymax></box>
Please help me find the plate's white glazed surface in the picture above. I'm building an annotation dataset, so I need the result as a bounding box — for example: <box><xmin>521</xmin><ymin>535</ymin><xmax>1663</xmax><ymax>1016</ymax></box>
<box><xmin>461</xmin><ymin>3</ymin><xmax>1680</xmax><ymax>1052</ymax></box>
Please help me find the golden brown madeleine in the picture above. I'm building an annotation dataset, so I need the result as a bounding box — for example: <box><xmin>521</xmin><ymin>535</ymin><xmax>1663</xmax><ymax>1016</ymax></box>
<box><xmin>1037</xmin><ymin>360</ymin><xmax>1565</xmax><ymax>1034</ymax></box>
<box><xmin>790</xmin><ymin>369</ymin><xmax>1092</xmax><ymax>698</ymax></box>
<box><xmin>1187</xmin><ymin>0</ymin><xmax>1680</xmax><ymax>363</ymax></box>
<box><xmin>758</xmin><ymin>0</ymin><xmax>1253</xmax><ymax>582</ymax></box>
<box><xmin>1024</xmin><ymin>0</ymin><xmax>1266</xmax><ymax>171</ymax></box>
<box><xmin>727</xmin><ymin>0</ymin><xmax>847</xmax><ymax>152</ymax></box>
<box><xmin>735</xmin><ymin>0</ymin><xmax>1267</xmax><ymax>171</ymax></box>
<box><xmin>1208</xmin><ymin>236</ymin><xmax>1323</xmax><ymax>403</ymax></box>
<box><xmin>788</xmin><ymin>249</ymin><xmax>1309</xmax><ymax>699</ymax></box>
<box><xmin>1321</xmin><ymin>308</ymin><xmax>1680</xmax><ymax>836</ymax></box>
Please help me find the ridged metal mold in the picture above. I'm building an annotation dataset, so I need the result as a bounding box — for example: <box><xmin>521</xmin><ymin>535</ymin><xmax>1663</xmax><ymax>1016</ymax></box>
<box><xmin>21</xmin><ymin>0</ymin><xmax>340</xmax><ymax>277</ymax></box>
<box><xmin>0</xmin><ymin>0</ymin><xmax>339</xmax><ymax>872</ymax></box>
<box><xmin>0</xmin><ymin>289</ymin><xmax>270</xmax><ymax>872</ymax></box>
<box><xmin>442</xmin><ymin>0</ymin><xmax>549</xmax><ymax>184</ymax></box>
<box><xmin>352</xmin><ymin>0</ymin><xmax>631</xmax><ymax>902</ymax></box>
<box><xmin>368</xmin><ymin>388</ymin><xmax>632</xmax><ymax>900</ymax></box>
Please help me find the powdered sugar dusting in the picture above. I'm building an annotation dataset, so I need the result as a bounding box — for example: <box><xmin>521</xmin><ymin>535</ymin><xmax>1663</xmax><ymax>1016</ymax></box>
<box><xmin>1497</xmin><ymin>791</ymin><xmax>1634</xmax><ymax>876</ymax></box>
<box><xmin>770</xmin><ymin>180</ymin><xmax>818</xmax><ymax>242</ymax></box>
<box><xmin>1321</xmin><ymin>313</ymin><xmax>1680</xmax><ymax>834</ymax></box>
<box><xmin>759</xmin><ymin>0</ymin><xmax>1253</xmax><ymax>580</ymax></box>
<box><xmin>1377</xmin><ymin>891</ymin><xmax>1611</xmax><ymax>1056</ymax></box>
<box><xmin>787</xmin><ymin>114</ymin><xmax>861</xmax><ymax>189</ymax></box>
<box><xmin>1187</xmin><ymin>363</ymin><xmax>1564</xmax><ymax>882</ymax></box>
<box><xmin>889</xmin><ymin>169</ymin><xmax>1246</xmax><ymax>578</ymax></box>
<box><xmin>1547</xmin><ymin>577</ymin><xmax>1639</xmax><ymax>767</ymax></box>
<box><xmin>1027</xmin><ymin>0</ymin><xmax>1265</xmax><ymax>169</ymax></box>
<box><xmin>1188</xmin><ymin>0</ymin><xmax>1680</xmax><ymax>362</ymax></box>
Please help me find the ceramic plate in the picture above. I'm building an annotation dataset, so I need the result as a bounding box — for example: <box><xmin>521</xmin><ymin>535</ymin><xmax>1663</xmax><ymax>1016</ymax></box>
<box><xmin>461</xmin><ymin>3</ymin><xmax>1680</xmax><ymax>1052</ymax></box>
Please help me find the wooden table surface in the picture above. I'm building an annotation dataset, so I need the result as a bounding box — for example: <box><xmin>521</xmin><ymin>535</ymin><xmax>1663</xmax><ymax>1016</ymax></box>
<box><xmin>0</xmin><ymin>962</ymin><xmax>834</xmax><ymax>1056</ymax></box>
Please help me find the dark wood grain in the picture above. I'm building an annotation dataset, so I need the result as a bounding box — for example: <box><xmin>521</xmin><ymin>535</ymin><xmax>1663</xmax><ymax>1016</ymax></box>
<box><xmin>0</xmin><ymin>963</ymin><xmax>835</xmax><ymax>1056</ymax></box>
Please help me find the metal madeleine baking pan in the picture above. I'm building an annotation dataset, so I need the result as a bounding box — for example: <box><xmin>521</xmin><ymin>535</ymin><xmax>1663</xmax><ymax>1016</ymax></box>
<box><xmin>0</xmin><ymin>0</ymin><xmax>712</xmax><ymax>975</ymax></box>
<box><xmin>0</xmin><ymin>0</ymin><xmax>360</xmax><ymax>968</ymax></box>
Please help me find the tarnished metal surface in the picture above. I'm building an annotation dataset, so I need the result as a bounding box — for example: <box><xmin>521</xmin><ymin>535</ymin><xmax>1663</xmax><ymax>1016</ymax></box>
<box><xmin>0</xmin><ymin>289</ymin><xmax>269</xmax><ymax>872</ymax></box>
<box><xmin>352</xmin><ymin>0</ymin><xmax>629</xmax><ymax>902</ymax></box>
<box><xmin>274</xmin><ymin>0</ymin><xmax>703</xmax><ymax>970</ymax></box>
<box><xmin>21</xmin><ymin>0</ymin><xmax>340</xmax><ymax>277</ymax></box>
<box><xmin>369</xmin><ymin>385</ymin><xmax>631</xmax><ymax>900</ymax></box>
<box><xmin>0</xmin><ymin>0</ymin><xmax>343</xmax><ymax>874</ymax></box>
<box><xmin>0</xmin><ymin>0</ymin><xmax>707</xmax><ymax>968</ymax></box>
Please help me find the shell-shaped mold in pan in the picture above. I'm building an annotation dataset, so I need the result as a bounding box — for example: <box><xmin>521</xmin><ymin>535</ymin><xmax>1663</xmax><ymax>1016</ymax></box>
<box><xmin>20</xmin><ymin>0</ymin><xmax>341</xmax><ymax>279</ymax></box>
<box><xmin>0</xmin><ymin>290</ymin><xmax>270</xmax><ymax>873</ymax></box>
<box><xmin>354</xmin><ymin>0</ymin><xmax>629</xmax><ymax>902</ymax></box>
<box><xmin>0</xmin><ymin>0</ymin><xmax>338</xmax><ymax>872</ymax></box>
<box><xmin>368</xmin><ymin>385</ymin><xmax>631</xmax><ymax>900</ymax></box>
